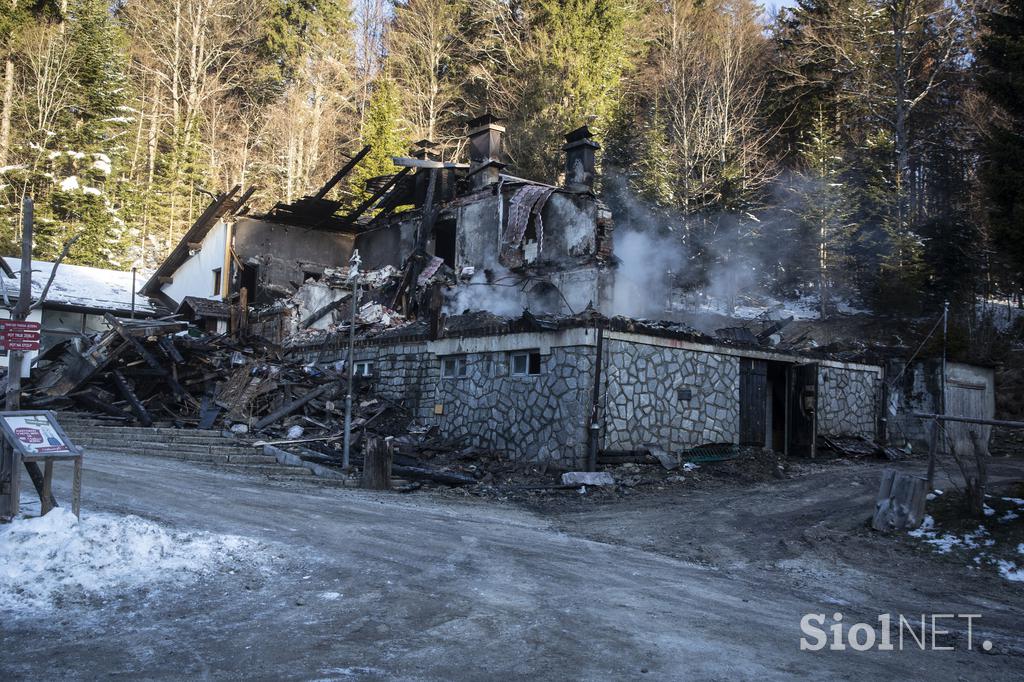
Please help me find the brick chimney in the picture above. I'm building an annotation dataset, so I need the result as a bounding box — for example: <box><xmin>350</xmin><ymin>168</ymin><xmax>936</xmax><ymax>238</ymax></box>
<box><xmin>466</xmin><ymin>113</ymin><xmax>506</xmax><ymax>190</ymax></box>
<box><xmin>563</xmin><ymin>126</ymin><xmax>600</xmax><ymax>192</ymax></box>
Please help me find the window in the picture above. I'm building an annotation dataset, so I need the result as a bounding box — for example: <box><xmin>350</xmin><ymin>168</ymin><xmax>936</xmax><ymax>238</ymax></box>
<box><xmin>510</xmin><ymin>350</ymin><xmax>541</xmax><ymax>376</ymax></box>
<box><xmin>212</xmin><ymin>268</ymin><xmax>222</xmax><ymax>296</ymax></box>
<box><xmin>354</xmin><ymin>361</ymin><xmax>374</xmax><ymax>377</ymax></box>
<box><xmin>441</xmin><ymin>355</ymin><xmax>467</xmax><ymax>378</ymax></box>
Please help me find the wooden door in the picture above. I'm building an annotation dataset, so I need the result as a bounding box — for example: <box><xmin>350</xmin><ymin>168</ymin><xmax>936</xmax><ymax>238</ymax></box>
<box><xmin>739</xmin><ymin>358</ymin><xmax>768</xmax><ymax>446</ymax></box>
<box><xmin>788</xmin><ymin>363</ymin><xmax>819</xmax><ymax>457</ymax></box>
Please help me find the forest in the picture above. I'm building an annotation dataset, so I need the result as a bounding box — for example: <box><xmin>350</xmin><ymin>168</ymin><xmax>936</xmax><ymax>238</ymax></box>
<box><xmin>0</xmin><ymin>0</ymin><xmax>1022</xmax><ymax>320</ymax></box>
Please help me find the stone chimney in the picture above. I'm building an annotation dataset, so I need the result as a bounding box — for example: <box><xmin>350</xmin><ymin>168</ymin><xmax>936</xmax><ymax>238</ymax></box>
<box><xmin>466</xmin><ymin>113</ymin><xmax>506</xmax><ymax>190</ymax></box>
<box><xmin>563</xmin><ymin>126</ymin><xmax>600</xmax><ymax>192</ymax></box>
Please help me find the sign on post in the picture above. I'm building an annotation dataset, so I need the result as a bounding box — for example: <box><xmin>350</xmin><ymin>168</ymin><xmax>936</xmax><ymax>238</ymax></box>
<box><xmin>0</xmin><ymin>319</ymin><xmax>41</xmax><ymax>353</ymax></box>
<box><xmin>0</xmin><ymin>411</ymin><xmax>82</xmax><ymax>519</ymax></box>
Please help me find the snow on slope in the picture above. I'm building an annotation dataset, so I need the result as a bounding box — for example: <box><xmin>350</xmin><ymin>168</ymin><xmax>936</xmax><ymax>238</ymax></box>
<box><xmin>0</xmin><ymin>508</ymin><xmax>267</xmax><ymax>612</ymax></box>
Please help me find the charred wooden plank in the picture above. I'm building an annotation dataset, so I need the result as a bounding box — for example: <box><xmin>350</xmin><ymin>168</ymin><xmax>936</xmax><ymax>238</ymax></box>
<box><xmin>390</xmin><ymin>464</ymin><xmax>475</xmax><ymax>486</ymax></box>
<box><xmin>158</xmin><ymin>336</ymin><xmax>185</xmax><ymax>364</ymax></box>
<box><xmin>111</xmin><ymin>370</ymin><xmax>153</xmax><ymax>426</ymax></box>
<box><xmin>252</xmin><ymin>383</ymin><xmax>338</xmax><ymax>431</ymax></box>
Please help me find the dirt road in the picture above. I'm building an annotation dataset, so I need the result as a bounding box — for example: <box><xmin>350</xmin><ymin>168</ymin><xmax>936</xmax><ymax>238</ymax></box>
<box><xmin>3</xmin><ymin>451</ymin><xmax>1021</xmax><ymax>680</ymax></box>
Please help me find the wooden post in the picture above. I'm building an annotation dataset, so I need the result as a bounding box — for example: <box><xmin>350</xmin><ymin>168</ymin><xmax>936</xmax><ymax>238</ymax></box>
<box><xmin>360</xmin><ymin>436</ymin><xmax>393</xmax><ymax>490</ymax></box>
<box><xmin>238</xmin><ymin>286</ymin><xmax>248</xmax><ymax>335</ymax></box>
<box><xmin>967</xmin><ymin>430</ymin><xmax>988</xmax><ymax>518</ymax></box>
<box><xmin>4</xmin><ymin>197</ymin><xmax>55</xmax><ymax>514</ymax></box>
<box><xmin>41</xmin><ymin>460</ymin><xmax>53</xmax><ymax>515</ymax></box>
<box><xmin>926</xmin><ymin>417</ymin><xmax>938</xmax><ymax>490</ymax></box>
<box><xmin>71</xmin><ymin>455</ymin><xmax>81</xmax><ymax>518</ymax></box>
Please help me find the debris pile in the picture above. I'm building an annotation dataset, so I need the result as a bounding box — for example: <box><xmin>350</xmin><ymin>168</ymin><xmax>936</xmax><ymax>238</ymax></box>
<box><xmin>24</xmin><ymin>314</ymin><xmax>365</xmax><ymax>437</ymax></box>
<box><xmin>20</xmin><ymin>314</ymin><xmax>493</xmax><ymax>486</ymax></box>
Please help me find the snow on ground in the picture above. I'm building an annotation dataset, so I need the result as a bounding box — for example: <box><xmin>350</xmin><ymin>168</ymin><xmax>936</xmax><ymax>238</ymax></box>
<box><xmin>909</xmin><ymin>496</ymin><xmax>1024</xmax><ymax>582</ymax></box>
<box><xmin>0</xmin><ymin>508</ymin><xmax>267</xmax><ymax>612</ymax></box>
<box><xmin>997</xmin><ymin>560</ymin><xmax>1024</xmax><ymax>582</ymax></box>
<box><xmin>976</xmin><ymin>297</ymin><xmax>1024</xmax><ymax>332</ymax></box>
<box><xmin>678</xmin><ymin>292</ymin><xmax>869</xmax><ymax>322</ymax></box>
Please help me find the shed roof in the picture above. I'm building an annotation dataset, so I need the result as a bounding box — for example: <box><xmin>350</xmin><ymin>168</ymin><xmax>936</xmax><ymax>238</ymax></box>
<box><xmin>1</xmin><ymin>257</ymin><xmax>156</xmax><ymax>316</ymax></box>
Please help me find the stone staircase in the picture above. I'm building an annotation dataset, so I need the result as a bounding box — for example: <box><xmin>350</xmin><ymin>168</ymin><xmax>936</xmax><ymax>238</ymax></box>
<box><xmin>55</xmin><ymin>413</ymin><xmax>335</xmax><ymax>485</ymax></box>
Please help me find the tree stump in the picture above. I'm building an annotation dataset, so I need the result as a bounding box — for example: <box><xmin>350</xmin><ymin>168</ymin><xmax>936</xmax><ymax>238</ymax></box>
<box><xmin>360</xmin><ymin>436</ymin><xmax>393</xmax><ymax>490</ymax></box>
<box><xmin>872</xmin><ymin>468</ymin><xmax>928</xmax><ymax>531</ymax></box>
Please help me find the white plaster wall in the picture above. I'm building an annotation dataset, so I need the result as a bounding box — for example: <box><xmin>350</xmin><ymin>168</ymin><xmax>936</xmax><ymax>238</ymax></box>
<box><xmin>162</xmin><ymin>221</ymin><xmax>228</xmax><ymax>304</ymax></box>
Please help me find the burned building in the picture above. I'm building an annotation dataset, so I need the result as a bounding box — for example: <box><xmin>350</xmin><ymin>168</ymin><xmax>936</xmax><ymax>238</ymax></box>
<box><xmin>353</xmin><ymin>116</ymin><xmax>616</xmax><ymax>316</ymax></box>
<box><xmin>140</xmin><ymin>115</ymin><xmax>900</xmax><ymax>468</ymax></box>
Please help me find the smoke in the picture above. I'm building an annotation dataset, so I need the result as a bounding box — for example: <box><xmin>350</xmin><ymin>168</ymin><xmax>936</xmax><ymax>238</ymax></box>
<box><xmin>610</xmin><ymin>230</ymin><xmax>686</xmax><ymax>318</ymax></box>
<box><xmin>440</xmin><ymin>170</ymin><xmax>860</xmax><ymax>323</ymax></box>
<box><xmin>603</xmin><ymin>170</ymin><xmax>807</xmax><ymax>323</ymax></box>
<box><xmin>443</xmin><ymin>262</ymin><xmax>528</xmax><ymax>317</ymax></box>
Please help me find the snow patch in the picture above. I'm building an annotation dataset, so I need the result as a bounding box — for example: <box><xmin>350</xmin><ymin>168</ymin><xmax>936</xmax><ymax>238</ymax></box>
<box><xmin>0</xmin><ymin>508</ymin><xmax>266</xmax><ymax>612</ymax></box>
<box><xmin>58</xmin><ymin>176</ymin><xmax>80</xmax><ymax>191</ymax></box>
<box><xmin>82</xmin><ymin>186</ymin><xmax>102</xmax><ymax>196</ymax></box>
<box><xmin>91</xmin><ymin>155</ymin><xmax>112</xmax><ymax>175</ymax></box>
<box><xmin>997</xmin><ymin>560</ymin><xmax>1024</xmax><ymax>582</ymax></box>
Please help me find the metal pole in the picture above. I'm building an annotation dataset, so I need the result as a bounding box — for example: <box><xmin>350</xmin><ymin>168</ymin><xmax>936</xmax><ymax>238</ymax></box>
<box><xmin>341</xmin><ymin>250</ymin><xmax>361</xmax><ymax>470</ymax></box>
<box><xmin>941</xmin><ymin>300</ymin><xmax>948</xmax><ymax>417</ymax></box>
<box><xmin>130</xmin><ymin>267</ymin><xmax>137</xmax><ymax>319</ymax></box>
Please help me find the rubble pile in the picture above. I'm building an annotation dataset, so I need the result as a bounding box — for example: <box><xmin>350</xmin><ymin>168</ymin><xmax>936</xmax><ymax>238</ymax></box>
<box><xmin>22</xmin><ymin>315</ymin><xmax>365</xmax><ymax>435</ymax></box>
<box><xmin>20</xmin><ymin>314</ymin><xmax>494</xmax><ymax>485</ymax></box>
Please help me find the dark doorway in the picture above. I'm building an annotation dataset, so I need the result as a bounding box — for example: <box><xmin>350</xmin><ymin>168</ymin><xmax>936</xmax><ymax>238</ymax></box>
<box><xmin>767</xmin><ymin>361</ymin><xmax>788</xmax><ymax>452</ymax></box>
<box><xmin>788</xmin><ymin>363</ymin><xmax>819</xmax><ymax>457</ymax></box>
<box><xmin>239</xmin><ymin>263</ymin><xmax>259</xmax><ymax>302</ymax></box>
<box><xmin>433</xmin><ymin>219</ymin><xmax>457</xmax><ymax>269</ymax></box>
<box><xmin>739</xmin><ymin>358</ymin><xmax>768</xmax><ymax>446</ymax></box>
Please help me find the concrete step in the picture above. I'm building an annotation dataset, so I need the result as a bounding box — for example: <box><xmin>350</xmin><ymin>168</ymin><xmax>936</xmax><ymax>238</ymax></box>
<box><xmin>60</xmin><ymin>425</ymin><xmax>226</xmax><ymax>439</ymax></box>
<box><xmin>73</xmin><ymin>437</ymin><xmax>250</xmax><ymax>453</ymax></box>
<box><xmin>81</xmin><ymin>446</ymin><xmax>279</xmax><ymax>466</ymax></box>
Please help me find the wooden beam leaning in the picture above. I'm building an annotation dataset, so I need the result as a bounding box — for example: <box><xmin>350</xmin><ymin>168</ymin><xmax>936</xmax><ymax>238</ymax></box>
<box><xmin>111</xmin><ymin>370</ymin><xmax>153</xmax><ymax>427</ymax></box>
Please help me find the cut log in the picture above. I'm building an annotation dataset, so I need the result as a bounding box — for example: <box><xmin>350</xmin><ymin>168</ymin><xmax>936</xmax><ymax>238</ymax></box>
<box><xmin>872</xmin><ymin>468</ymin><xmax>927</xmax><ymax>531</ymax></box>
<box><xmin>360</xmin><ymin>436</ymin><xmax>393</xmax><ymax>490</ymax></box>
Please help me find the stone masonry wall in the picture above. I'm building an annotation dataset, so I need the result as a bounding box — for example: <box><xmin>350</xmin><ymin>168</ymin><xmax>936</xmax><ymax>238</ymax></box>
<box><xmin>601</xmin><ymin>339</ymin><xmax>740</xmax><ymax>451</ymax></box>
<box><xmin>327</xmin><ymin>342</ymin><xmax>595</xmax><ymax>468</ymax></box>
<box><xmin>817</xmin><ymin>365</ymin><xmax>879</xmax><ymax>439</ymax></box>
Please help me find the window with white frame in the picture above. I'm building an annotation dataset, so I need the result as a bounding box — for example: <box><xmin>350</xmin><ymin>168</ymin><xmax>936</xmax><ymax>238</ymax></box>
<box><xmin>509</xmin><ymin>350</ymin><xmax>542</xmax><ymax>376</ymax></box>
<box><xmin>354</xmin><ymin>360</ymin><xmax>374</xmax><ymax>377</ymax></box>
<box><xmin>440</xmin><ymin>355</ymin><xmax>467</xmax><ymax>378</ymax></box>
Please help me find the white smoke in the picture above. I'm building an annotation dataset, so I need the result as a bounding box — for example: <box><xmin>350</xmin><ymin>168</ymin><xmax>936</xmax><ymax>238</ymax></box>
<box><xmin>443</xmin><ymin>263</ymin><xmax>527</xmax><ymax>317</ymax></box>
<box><xmin>610</xmin><ymin>229</ymin><xmax>686</xmax><ymax>318</ymax></box>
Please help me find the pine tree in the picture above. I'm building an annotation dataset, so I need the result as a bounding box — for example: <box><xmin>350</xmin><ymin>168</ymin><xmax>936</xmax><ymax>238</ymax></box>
<box><xmin>257</xmin><ymin>0</ymin><xmax>353</xmax><ymax>97</ymax></box>
<box><xmin>788</xmin><ymin>109</ymin><xmax>854</xmax><ymax>317</ymax></box>
<box><xmin>978</xmin><ymin>0</ymin><xmax>1024</xmax><ymax>292</ymax></box>
<box><xmin>510</xmin><ymin>0</ymin><xmax>645</xmax><ymax>180</ymax></box>
<box><xmin>0</xmin><ymin>0</ymin><xmax>132</xmax><ymax>268</ymax></box>
<box><xmin>44</xmin><ymin>0</ymin><xmax>132</xmax><ymax>268</ymax></box>
<box><xmin>350</xmin><ymin>75</ymin><xmax>407</xmax><ymax>204</ymax></box>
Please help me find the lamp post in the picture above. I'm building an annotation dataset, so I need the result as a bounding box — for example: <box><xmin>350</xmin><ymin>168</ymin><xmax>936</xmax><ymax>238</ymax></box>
<box><xmin>342</xmin><ymin>250</ymin><xmax>361</xmax><ymax>470</ymax></box>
